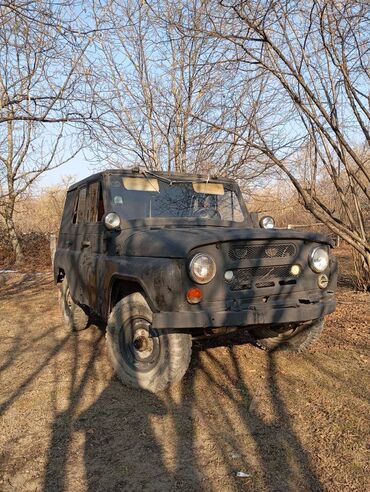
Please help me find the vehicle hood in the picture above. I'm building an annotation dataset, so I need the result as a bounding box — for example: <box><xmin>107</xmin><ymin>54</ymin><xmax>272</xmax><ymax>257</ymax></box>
<box><xmin>121</xmin><ymin>226</ymin><xmax>333</xmax><ymax>258</ymax></box>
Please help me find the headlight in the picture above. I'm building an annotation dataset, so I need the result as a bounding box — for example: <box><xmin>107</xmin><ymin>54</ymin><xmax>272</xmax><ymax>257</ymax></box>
<box><xmin>309</xmin><ymin>247</ymin><xmax>329</xmax><ymax>273</ymax></box>
<box><xmin>104</xmin><ymin>212</ymin><xmax>121</xmax><ymax>230</ymax></box>
<box><xmin>189</xmin><ymin>253</ymin><xmax>216</xmax><ymax>284</ymax></box>
<box><xmin>260</xmin><ymin>216</ymin><xmax>275</xmax><ymax>229</ymax></box>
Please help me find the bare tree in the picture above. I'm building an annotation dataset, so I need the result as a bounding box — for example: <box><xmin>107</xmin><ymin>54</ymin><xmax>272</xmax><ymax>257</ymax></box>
<box><xmin>178</xmin><ymin>0</ymin><xmax>369</xmax><ymax>289</ymax></box>
<box><xmin>0</xmin><ymin>1</ymin><xmax>98</xmax><ymax>264</ymax></box>
<box><xmin>91</xmin><ymin>0</ymin><xmax>269</xmax><ymax>182</ymax></box>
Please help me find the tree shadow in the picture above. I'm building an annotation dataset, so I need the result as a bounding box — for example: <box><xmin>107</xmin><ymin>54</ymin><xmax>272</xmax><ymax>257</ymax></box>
<box><xmin>1</xmin><ymin>258</ymin><xmax>332</xmax><ymax>490</ymax></box>
<box><xmin>190</xmin><ymin>335</ymin><xmax>325</xmax><ymax>491</ymax></box>
<box><xmin>42</xmin><ymin>325</ymin><xmax>202</xmax><ymax>491</ymax></box>
<box><xmin>41</xmin><ymin>326</ymin><xmax>325</xmax><ymax>491</ymax></box>
<box><xmin>0</xmin><ymin>272</ymin><xmax>52</xmax><ymax>301</ymax></box>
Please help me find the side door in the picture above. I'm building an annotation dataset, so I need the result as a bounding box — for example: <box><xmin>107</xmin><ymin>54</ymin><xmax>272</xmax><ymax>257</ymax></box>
<box><xmin>78</xmin><ymin>180</ymin><xmax>105</xmax><ymax>310</ymax></box>
<box><xmin>69</xmin><ymin>186</ymin><xmax>88</xmax><ymax>304</ymax></box>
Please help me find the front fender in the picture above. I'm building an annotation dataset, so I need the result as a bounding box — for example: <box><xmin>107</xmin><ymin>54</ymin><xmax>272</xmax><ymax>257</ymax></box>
<box><xmin>98</xmin><ymin>256</ymin><xmax>184</xmax><ymax>320</ymax></box>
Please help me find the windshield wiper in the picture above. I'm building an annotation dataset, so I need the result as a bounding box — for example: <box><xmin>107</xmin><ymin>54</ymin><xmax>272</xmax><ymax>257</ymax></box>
<box><xmin>143</xmin><ymin>169</ymin><xmax>196</xmax><ymax>186</ymax></box>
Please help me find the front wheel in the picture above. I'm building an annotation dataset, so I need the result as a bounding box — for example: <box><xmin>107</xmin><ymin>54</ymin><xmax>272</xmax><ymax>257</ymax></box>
<box><xmin>106</xmin><ymin>293</ymin><xmax>192</xmax><ymax>392</ymax></box>
<box><xmin>250</xmin><ymin>318</ymin><xmax>325</xmax><ymax>352</ymax></box>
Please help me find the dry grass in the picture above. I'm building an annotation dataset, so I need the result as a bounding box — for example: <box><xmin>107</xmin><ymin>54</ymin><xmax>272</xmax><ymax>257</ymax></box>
<box><xmin>0</xmin><ymin>270</ymin><xmax>369</xmax><ymax>491</ymax></box>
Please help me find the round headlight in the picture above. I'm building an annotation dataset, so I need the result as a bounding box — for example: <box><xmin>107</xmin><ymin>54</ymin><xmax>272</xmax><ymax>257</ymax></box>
<box><xmin>189</xmin><ymin>253</ymin><xmax>216</xmax><ymax>284</ymax></box>
<box><xmin>104</xmin><ymin>212</ymin><xmax>121</xmax><ymax>230</ymax></box>
<box><xmin>309</xmin><ymin>247</ymin><xmax>329</xmax><ymax>273</ymax></box>
<box><xmin>260</xmin><ymin>216</ymin><xmax>275</xmax><ymax>229</ymax></box>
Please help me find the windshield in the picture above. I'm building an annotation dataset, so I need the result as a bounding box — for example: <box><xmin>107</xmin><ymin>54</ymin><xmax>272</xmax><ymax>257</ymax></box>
<box><xmin>107</xmin><ymin>176</ymin><xmax>246</xmax><ymax>222</ymax></box>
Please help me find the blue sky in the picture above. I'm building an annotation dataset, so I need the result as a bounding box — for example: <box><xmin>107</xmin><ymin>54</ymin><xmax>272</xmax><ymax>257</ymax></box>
<box><xmin>38</xmin><ymin>152</ymin><xmax>94</xmax><ymax>188</ymax></box>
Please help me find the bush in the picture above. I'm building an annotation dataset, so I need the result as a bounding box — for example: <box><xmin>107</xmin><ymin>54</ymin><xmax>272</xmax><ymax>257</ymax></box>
<box><xmin>0</xmin><ymin>229</ymin><xmax>52</xmax><ymax>272</ymax></box>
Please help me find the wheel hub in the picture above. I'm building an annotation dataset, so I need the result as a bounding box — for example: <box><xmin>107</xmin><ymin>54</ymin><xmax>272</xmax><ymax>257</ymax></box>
<box><xmin>134</xmin><ymin>335</ymin><xmax>150</xmax><ymax>352</ymax></box>
<box><xmin>132</xmin><ymin>326</ymin><xmax>154</xmax><ymax>360</ymax></box>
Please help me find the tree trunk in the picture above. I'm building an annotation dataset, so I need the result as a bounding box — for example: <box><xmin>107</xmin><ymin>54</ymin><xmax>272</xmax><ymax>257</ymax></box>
<box><xmin>353</xmin><ymin>249</ymin><xmax>370</xmax><ymax>292</ymax></box>
<box><xmin>4</xmin><ymin>206</ymin><xmax>24</xmax><ymax>266</ymax></box>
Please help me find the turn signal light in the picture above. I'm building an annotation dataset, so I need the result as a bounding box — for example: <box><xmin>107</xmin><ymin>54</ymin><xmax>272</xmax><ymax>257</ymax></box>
<box><xmin>186</xmin><ymin>287</ymin><xmax>203</xmax><ymax>304</ymax></box>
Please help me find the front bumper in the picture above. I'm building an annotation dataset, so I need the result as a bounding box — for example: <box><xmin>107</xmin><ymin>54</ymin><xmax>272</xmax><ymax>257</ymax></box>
<box><xmin>152</xmin><ymin>296</ymin><xmax>336</xmax><ymax>329</ymax></box>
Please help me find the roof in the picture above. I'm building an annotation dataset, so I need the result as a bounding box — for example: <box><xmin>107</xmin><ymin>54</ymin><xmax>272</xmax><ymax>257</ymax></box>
<box><xmin>67</xmin><ymin>168</ymin><xmax>237</xmax><ymax>191</ymax></box>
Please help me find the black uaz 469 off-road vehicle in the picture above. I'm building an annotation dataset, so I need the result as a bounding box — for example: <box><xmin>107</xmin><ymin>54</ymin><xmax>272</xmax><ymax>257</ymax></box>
<box><xmin>54</xmin><ymin>168</ymin><xmax>337</xmax><ymax>392</ymax></box>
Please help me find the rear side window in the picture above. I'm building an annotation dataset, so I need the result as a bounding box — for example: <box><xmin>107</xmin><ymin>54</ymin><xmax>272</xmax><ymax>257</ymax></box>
<box><xmin>72</xmin><ymin>187</ymin><xmax>87</xmax><ymax>224</ymax></box>
<box><xmin>86</xmin><ymin>182</ymin><xmax>99</xmax><ymax>223</ymax></box>
<box><xmin>72</xmin><ymin>182</ymin><xmax>104</xmax><ymax>224</ymax></box>
<box><xmin>86</xmin><ymin>182</ymin><xmax>104</xmax><ymax>223</ymax></box>
<box><xmin>97</xmin><ymin>183</ymin><xmax>105</xmax><ymax>221</ymax></box>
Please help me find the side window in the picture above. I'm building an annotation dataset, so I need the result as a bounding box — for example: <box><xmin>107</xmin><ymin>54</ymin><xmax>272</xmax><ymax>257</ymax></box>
<box><xmin>97</xmin><ymin>183</ymin><xmax>105</xmax><ymax>221</ymax></box>
<box><xmin>86</xmin><ymin>182</ymin><xmax>99</xmax><ymax>223</ymax></box>
<box><xmin>72</xmin><ymin>187</ymin><xmax>87</xmax><ymax>224</ymax></box>
<box><xmin>86</xmin><ymin>181</ymin><xmax>104</xmax><ymax>223</ymax></box>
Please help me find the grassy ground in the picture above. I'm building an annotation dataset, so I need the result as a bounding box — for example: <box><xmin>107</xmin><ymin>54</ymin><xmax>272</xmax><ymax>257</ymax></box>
<box><xmin>0</xmin><ymin>265</ymin><xmax>369</xmax><ymax>491</ymax></box>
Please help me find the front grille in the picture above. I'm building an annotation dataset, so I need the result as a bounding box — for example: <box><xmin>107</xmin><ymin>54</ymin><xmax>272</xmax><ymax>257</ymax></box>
<box><xmin>228</xmin><ymin>265</ymin><xmax>299</xmax><ymax>291</ymax></box>
<box><xmin>229</xmin><ymin>243</ymin><xmax>296</xmax><ymax>261</ymax></box>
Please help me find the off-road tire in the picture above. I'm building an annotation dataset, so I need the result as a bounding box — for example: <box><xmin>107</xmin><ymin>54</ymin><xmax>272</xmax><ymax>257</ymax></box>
<box><xmin>60</xmin><ymin>278</ymin><xmax>90</xmax><ymax>331</ymax></box>
<box><xmin>106</xmin><ymin>292</ymin><xmax>192</xmax><ymax>392</ymax></box>
<box><xmin>250</xmin><ymin>318</ymin><xmax>325</xmax><ymax>352</ymax></box>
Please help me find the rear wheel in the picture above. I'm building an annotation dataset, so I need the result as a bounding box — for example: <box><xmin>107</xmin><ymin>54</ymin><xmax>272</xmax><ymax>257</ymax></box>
<box><xmin>106</xmin><ymin>292</ymin><xmax>192</xmax><ymax>392</ymax></box>
<box><xmin>250</xmin><ymin>318</ymin><xmax>325</xmax><ymax>352</ymax></box>
<box><xmin>60</xmin><ymin>279</ymin><xmax>90</xmax><ymax>331</ymax></box>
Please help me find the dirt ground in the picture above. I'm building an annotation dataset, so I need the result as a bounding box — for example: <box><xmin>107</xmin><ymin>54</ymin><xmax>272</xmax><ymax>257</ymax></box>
<box><xmin>0</xmin><ymin>268</ymin><xmax>369</xmax><ymax>491</ymax></box>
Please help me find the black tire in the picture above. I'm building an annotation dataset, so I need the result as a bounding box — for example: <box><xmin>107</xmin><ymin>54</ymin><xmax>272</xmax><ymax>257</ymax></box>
<box><xmin>59</xmin><ymin>278</ymin><xmax>90</xmax><ymax>331</ymax></box>
<box><xmin>250</xmin><ymin>318</ymin><xmax>325</xmax><ymax>352</ymax></box>
<box><xmin>106</xmin><ymin>292</ymin><xmax>192</xmax><ymax>392</ymax></box>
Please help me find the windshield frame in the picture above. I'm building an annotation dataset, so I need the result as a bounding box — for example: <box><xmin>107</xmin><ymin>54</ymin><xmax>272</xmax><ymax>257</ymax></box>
<box><xmin>103</xmin><ymin>172</ymin><xmax>252</xmax><ymax>229</ymax></box>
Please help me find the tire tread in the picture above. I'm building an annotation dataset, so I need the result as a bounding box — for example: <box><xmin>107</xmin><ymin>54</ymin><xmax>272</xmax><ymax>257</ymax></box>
<box><xmin>106</xmin><ymin>293</ymin><xmax>191</xmax><ymax>392</ymax></box>
<box><xmin>251</xmin><ymin>318</ymin><xmax>325</xmax><ymax>353</ymax></box>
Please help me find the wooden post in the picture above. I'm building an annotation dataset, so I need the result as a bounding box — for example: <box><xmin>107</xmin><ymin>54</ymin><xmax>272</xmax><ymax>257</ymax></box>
<box><xmin>50</xmin><ymin>233</ymin><xmax>57</xmax><ymax>272</ymax></box>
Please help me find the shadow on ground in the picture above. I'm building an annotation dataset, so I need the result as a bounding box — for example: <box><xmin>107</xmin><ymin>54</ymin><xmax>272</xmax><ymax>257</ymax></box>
<box><xmin>41</xmin><ymin>329</ymin><xmax>325</xmax><ymax>492</ymax></box>
<box><xmin>1</xmin><ymin>274</ymin><xmax>369</xmax><ymax>491</ymax></box>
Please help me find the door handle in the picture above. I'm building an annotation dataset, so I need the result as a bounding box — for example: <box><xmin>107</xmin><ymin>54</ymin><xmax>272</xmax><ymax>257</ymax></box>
<box><xmin>82</xmin><ymin>240</ymin><xmax>91</xmax><ymax>248</ymax></box>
